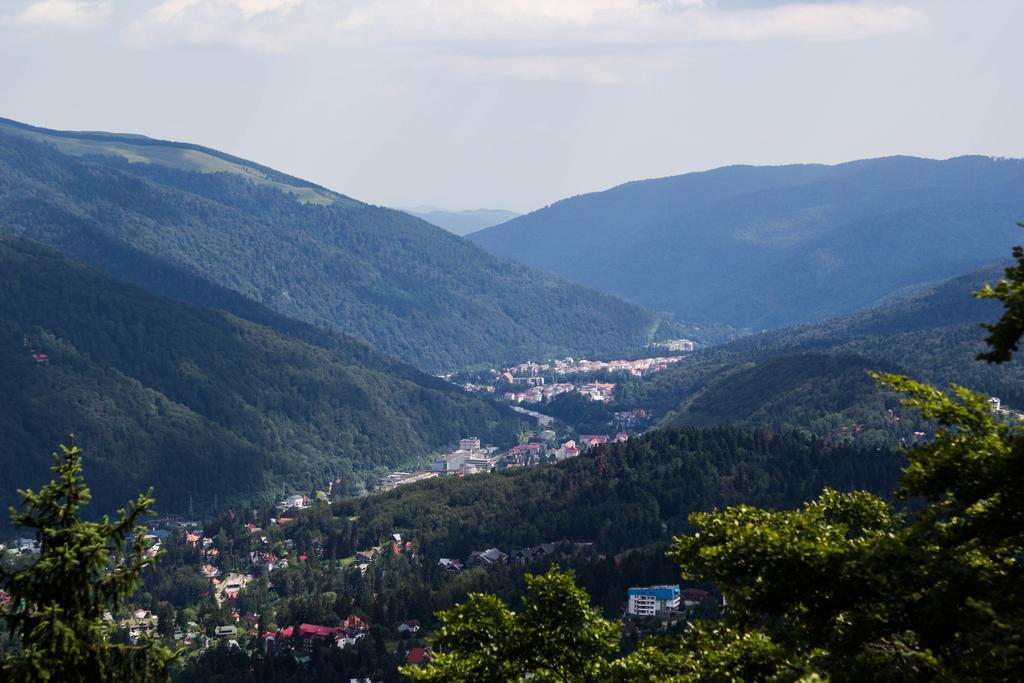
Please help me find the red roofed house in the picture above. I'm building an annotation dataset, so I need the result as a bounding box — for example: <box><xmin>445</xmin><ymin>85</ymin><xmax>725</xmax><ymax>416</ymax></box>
<box><xmin>298</xmin><ymin>623</ymin><xmax>337</xmax><ymax>652</ymax></box>
<box><xmin>340</xmin><ymin>615</ymin><xmax>367</xmax><ymax>633</ymax></box>
<box><xmin>406</xmin><ymin>646</ymin><xmax>433</xmax><ymax>666</ymax></box>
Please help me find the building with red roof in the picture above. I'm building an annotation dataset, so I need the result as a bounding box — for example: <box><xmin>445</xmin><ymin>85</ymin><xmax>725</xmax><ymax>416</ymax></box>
<box><xmin>406</xmin><ymin>646</ymin><xmax>432</xmax><ymax>666</ymax></box>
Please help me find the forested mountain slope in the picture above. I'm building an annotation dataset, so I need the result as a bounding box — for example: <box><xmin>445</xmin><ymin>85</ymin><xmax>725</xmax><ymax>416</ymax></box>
<box><xmin>0</xmin><ymin>237</ymin><xmax>526</xmax><ymax>520</ymax></box>
<box><xmin>470</xmin><ymin>156</ymin><xmax>1024</xmax><ymax>328</ymax></box>
<box><xmin>336</xmin><ymin>427</ymin><xmax>902</xmax><ymax>562</ymax></box>
<box><xmin>630</xmin><ymin>265</ymin><xmax>1024</xmax><ymax>440</ymax></box>
<box><xmin>0</xmin><ymin>118</ymin><xmax>658</xmax><ymax>371</ymax></box>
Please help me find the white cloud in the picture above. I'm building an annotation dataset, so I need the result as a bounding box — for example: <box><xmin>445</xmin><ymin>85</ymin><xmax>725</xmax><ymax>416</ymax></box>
<box><xmin>16</xmin><ymin>0</ymin><xmax>111</xmax><ymax>29</ymax></box>
<box><xmin>122</xmin><ymin>1</ymin><xmax>927</xmax><ymax>76</ymax></box>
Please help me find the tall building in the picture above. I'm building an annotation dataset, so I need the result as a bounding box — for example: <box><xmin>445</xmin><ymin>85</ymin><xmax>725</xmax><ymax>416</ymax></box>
<box><xmin>627</xmin><ymin>585</ymin><xmax>681</xmax><ymax>617</ymax></box>
<box><xmin>459</xmin><ymin>437</ymin><xmax>481</xmax><ymax>451</ymax></box>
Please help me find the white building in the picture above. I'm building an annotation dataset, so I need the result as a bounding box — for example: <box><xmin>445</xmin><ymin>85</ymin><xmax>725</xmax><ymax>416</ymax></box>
<box><xmin>627</xmin><ymin>585</ymin><xmax>681</xmax><ymax>617</ymax></box>
<box><xmin>460</xmin><ymin>437</ymin><xmax>482</xmax><ymax>451</ymax></box>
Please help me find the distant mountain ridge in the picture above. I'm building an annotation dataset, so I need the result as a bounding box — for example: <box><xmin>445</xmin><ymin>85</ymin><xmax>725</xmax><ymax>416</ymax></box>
<box><xmin>403</xmin><ymin>207</ymin><xmax>519</xmax><ymax>236</ymax></box>
<box><xmin>469</xmin><ymin>156</ymin><xmax>1024</xmax><ymax>330</ymax></box>
<box><xmin>632</xmin><ymin>262</ymin><xmax>1024</xmax><ymax>441</ymax></box>
<box><xmin>0</xmin><ymin>236</ymin><xmax>526</xmax><ymax>519</ymax></box>
<box><xmin>0</xmin><ymin>117</ymin><xmax>660</xmax><ymax>371</ymax></box>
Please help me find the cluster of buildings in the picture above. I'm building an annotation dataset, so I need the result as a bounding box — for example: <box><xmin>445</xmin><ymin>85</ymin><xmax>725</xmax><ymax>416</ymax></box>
<box><xmin>503</xmin><ymin>381</ymin><xmax>576</xmax><ymax>404</ymax></box>
<box><xmin>462</xmin><ymin>347</ymin><xmax>692</xmax><ymax>407</ymax></box>
<box><xmin>503</xmin><ymin>380</ymin><xmax>617</xmax><ymax>404</ymax></box>
<box><xmin>989</xmin><ymin>396</ymin><xmax>1023</xmax><ymax>421</ymax></box>
<box><xmin>352</xmin><ymin>532</ymin><xmax>415</xmax><ymax>574</ymax></box>
<box><xmin>503</xmin><ymin>352</ymin><xmax>690</xmax><ymax>380</ymax></box>
<box><xmin>652</xmin><ymin>339</ymin><xmax>696</xmax><ymax>352</ymax></box>
<box><xmin>613</xmin><ymin>408</ymin><xmax>650</xmax><ymax>429</ymax></box>
<box><xmin>273</xmin><ymin>615</ymin><xmax>370</xmax><ymax>653</ymax></box>
<box><xmin>438</xmin><ymin>540</ymin><xmax>595</xmax><ymax>574</ymax></box>
<box><xmin>378</xmin><ymin>432</ymin><xmax>619</xmax><ymax>492</ymax></box>
<box><xmin>120</xmin><ymin>608</ymin><xmax>160</xmax><ymax>643</ymax></box>
<box><xmin>1</xmin><ymin>537</ymin><xmax>41</xmax><ymax>559</ymax></box>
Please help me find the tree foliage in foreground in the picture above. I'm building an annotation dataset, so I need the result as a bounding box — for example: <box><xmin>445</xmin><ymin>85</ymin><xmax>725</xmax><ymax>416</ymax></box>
<box><xmin>404</xmin><ymin>566</ymin><xmax>619</xmax><ymax>682</ymax></box>
<box><xmin>405</xmin><ymin>238</ymin><xmax>1024</xmax><ymax>681</ymax></box>
<box><xmin>0</xmin><ymin>436</ymin><xmax>179</xmax><ymax>682</ymax></box>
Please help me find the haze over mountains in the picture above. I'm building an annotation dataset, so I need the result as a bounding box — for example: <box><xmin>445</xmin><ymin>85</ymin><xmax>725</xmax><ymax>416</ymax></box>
<box><xmin>0</xmin><ymin>118</ymin><xmax>659</xmax><ymax>372</ymax></box>
<box><xmin>470</xmin><ymin>156</ymin><xmax>1024</xmax><ymax>330</ymax></box>
<box><xmin>402</xmin><ymin>207</ymin><xmax>519</xmax><ymax>236</ymax></box>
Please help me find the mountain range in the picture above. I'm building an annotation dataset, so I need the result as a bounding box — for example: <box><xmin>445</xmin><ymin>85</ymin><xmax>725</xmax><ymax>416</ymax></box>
<box><xmin>0</xmin><ymin>117</ymin><xmax>659</xmax><ymax>372</ymax></box>
<box><xmin>470</xmin><ymin>156</ymin><xmax>1024</xmax><ymax>330</ymax></box>
<box><xmin>631</xmin><ymin>263</ymin><xmax>1023</xmax><ymax>441</ymax></box>
<box><xmin>0</xmin><ymin>236</ymin><xmax>526</xmax><ymax>519</ymax></box>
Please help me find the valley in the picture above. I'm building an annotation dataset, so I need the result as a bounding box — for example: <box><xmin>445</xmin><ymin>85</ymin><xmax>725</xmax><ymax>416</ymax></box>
<box><xmin>1</xmin><ymin>126</ymin><xmax>1021</xmax><ymax>682</ymax></box>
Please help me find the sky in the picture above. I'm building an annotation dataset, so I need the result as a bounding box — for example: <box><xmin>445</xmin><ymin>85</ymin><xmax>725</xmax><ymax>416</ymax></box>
<box><xmin>0</xmin><ymin>1</ymin><xmax>1020</xmax><ymax>212</ymax></box>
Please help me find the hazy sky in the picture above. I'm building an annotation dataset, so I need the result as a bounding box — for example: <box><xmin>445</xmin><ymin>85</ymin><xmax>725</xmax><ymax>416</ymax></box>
<box><xmin>0</xmin><ymin>1</ymin><xmax>1020</xmax><ymax>212</ymax></box>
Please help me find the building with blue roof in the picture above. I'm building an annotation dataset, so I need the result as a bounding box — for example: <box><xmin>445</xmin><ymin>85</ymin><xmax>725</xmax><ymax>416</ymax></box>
<box><xmin>627</xmin><ymin>584</ymin><xmax>680</xmax><ymax>617</ymax></box>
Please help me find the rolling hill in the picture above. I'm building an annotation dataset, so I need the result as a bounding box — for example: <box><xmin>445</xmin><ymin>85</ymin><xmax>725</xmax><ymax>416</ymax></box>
<box><xmin>0</xmin><ymin>236</ymin><xmax>527</xmax><ymax>520</ymax></box>
<box><xmin>630</xmin><ymin>263</ymin><xmax>1024</xmax><ymax>442</ymax></box>
<box><xmin>0</xmin><ymin>117</ymin><xmax>659</xmax><ymax>371</ymax></box>
<box><xmin>469</xmin><ymin>156</ymin><xmax>1024</xmax><ymax>329</ymax></box>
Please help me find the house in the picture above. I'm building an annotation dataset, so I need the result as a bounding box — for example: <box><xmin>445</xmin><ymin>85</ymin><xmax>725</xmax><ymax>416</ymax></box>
<box><xmin>214</xmin><ymin>625</ymin><xmax>238</xmax><ymax>639</ymax></box>
<box><xmin>356</xmin><ymin>546</ymin><xmax>381</xmax><ymax>563</ymax></box>
<box><xmin>460</xmin><ymin>437</ymin><xmax>481</xmax><ymax>451</ymax></box>
<box><xmin>279</xmin><ymin>494</ymin><xmax>310</xmax><ymax>511</ymax></box>
<box><xmin>340</xmin><ymin>615</ymin><xmax>368</xmax><ymax>633</ymax></box>
<box><xmin>13</xmin><ymin>538</ymin><xmax>40</xmax><ymax>555</ymax></box>
<box><xmin>123</xmin><ymin>610</ymin><xmax>159</xmax><ymax>643</ymax></box>
<box><xmin>438</xmin><ymin>558</ymin><xmax>464</xmax><ymax>573</ymax></box>
<box><xmin>336</xmin><ymin>630</ymin><xmax>366</xmax><ymax>649</ymax></box>
<box><xmin>558</xmin><ymin>440</ymin><xmax>580</xmax><ymax>460</ymax></box>
<box><xmin>468</xmin><ymin>547</ymin><xmax>508</xmax><ymax>567</ymax></box>
<box><xmin>627</xmin><ymin>585</ymin><xmax>681</xmax><ymax>617</ymax></box>
<box><xmin>397</xmin><ymin>619</ymin><xmax>421</xmax><ymax>634</ymax></box>
<box><xmin>578</xmin><ymin>435</ymin><xmax>610</xmax><ymax>448</ymax></box>
<box><xmin>215</xmin><ymin>573</ymin><xmax>254</xmax><ymax>605</ymax></box>
<box><xmin>431</xmin><ymin>451</ymin><xmax>467</xmax><ymax>473</ymax></box>
<box><xmin>379</xmin><ymin>471</ymin><xmax>439</xmax><ymax>490</ymax></box>
<box><xmin>406</xmin><ymin>646</ymin><xmax>433</xmax><ymax>666</ymax></box>
<box><xmin>512</xmin><ymin>543</ymin><xmax>557</xmax><ymax>564</ymax></box>
<box><xmin>298</xmin><ymin>623</ymin><xmax>338</xmax><ymax>652</ymax></box>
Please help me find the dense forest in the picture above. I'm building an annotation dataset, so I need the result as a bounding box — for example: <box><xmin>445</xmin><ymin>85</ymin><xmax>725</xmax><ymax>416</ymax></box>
<box><xmin>620</xmin><ymin>265</ymin><xmax>1024</xmax><ymax>442</ymax></box>
<box><xmin>0</xmin><ymin>119</ymin><xmax>662</xmax><ymax>371</ymax></box>
<box><xmin>334</xmin><ymin>427</ymin><xmax>903</xmax><ymax>562</ymax></box>
<box><xmin>108</xmin><ymin>426</ymin><xmax>903</xmax><ymax>681</ymax></box>
<box><xmin>471</xmin><ymin>156</ymin><xmax>1024</xmax><ymax>329</ymax></box>
<box><xmin>0</xmin><ymin>237</ymin><xmax>527</xmax><ymax>519</ymax></box>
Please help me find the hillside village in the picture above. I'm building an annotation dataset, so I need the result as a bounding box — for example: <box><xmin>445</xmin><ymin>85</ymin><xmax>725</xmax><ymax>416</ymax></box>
<box><xmin>452</xmin><ymin>343</ymin><xmax>694</xmax><ymax>405</ymax></box>
<box><xmin>375</xmin><ymin>344</ymin><xmax>700</xmax><ymax>489</ymax></box>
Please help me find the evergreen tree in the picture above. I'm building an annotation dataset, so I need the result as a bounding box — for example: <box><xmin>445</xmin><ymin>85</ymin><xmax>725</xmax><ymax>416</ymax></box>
<box><xmin>0</xmin><ymin>436</ymin><xmax>179</xmax><ymax>682</ymax></box>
